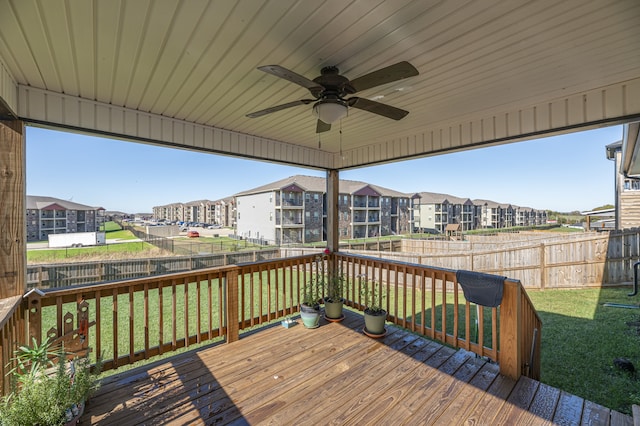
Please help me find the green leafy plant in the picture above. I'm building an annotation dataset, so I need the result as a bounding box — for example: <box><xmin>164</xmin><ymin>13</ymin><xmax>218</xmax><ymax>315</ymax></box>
<box><xmin>301</xmin><ymin>276</ymin><xmax>322</xmax><ymax>309</ymax></box>
<box><xmin>359</xmin><ymin>274</ymin><xmax>386</xmax><ymax>315</ymax></box>
<box><xmin>324</xmin><ymin>268</ymin><xmax>345</xmax><ymax>303</ymax></box>
<box><xmin>0</xmin><ymin>338</ymin><xmax>102</xmax><ymax>426</ymax></box>
<box><xmin>8</xmin><ymin>336</ymin><xmax>58</xmax><ymax>383</ymax></box>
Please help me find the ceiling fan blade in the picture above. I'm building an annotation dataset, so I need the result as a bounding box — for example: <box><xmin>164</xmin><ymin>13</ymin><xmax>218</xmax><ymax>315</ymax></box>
<box><xmin>348</xmin><ymin>97</ymin><xmax>409</xmax><ymax>120</ymax></box>
<box><xmin>258</xmin><ymin>65</ymin><xmax>324</xmax><ymax>91</ymax></box>
<box><xmin>316</xmin><ymin>120</ymin><xmax>331</xmax><ymax>133</ymax></box>
<box><xmin>246</xmin><ymin>99</ymin><xmax>314</xmax><ymax>118</ymax></box>
<box><xmin>349</xmin><ymin>61</ymin><xmax>419</xmax><ymax>93</ymax></box>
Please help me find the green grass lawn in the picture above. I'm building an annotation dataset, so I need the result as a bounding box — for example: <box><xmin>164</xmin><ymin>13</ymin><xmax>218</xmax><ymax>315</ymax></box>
<box><xmin>528</xmin><ymin>287</ymin><xmax>640</xmax><ymax>415</ymax></box>
<box><xmin>27</xmin><ymin>240</ymin><xmax>154</xmax><ymax>263</ymax></box>
<box><xmin>27</xmin><ymin>223</ymin><xmax>156</xmax><ymax>262</ymax></box>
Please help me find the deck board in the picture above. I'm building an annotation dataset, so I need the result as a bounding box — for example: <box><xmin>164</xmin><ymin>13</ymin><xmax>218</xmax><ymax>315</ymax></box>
<box><xmin>82</xmin><ymin>310</ymin><xmax>633</xmax><ymax>425</ymax></box>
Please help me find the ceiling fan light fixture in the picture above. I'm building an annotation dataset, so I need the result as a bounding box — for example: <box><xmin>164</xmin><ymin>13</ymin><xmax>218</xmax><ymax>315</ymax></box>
<box><xmin>313</xmin><ymin>100</ymin><xmax>348</xmax><ymax>124</ymax></box>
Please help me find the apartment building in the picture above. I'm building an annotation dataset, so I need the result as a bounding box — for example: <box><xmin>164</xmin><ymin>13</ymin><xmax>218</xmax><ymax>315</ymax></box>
<box><xmin>235</xmin><ymin>175</ymin><xmax>412</xmax><ymax>245</ymax></box>
<box><xmin>413</xmin><ymin>192</ymin><xmax>477</xmax><ymax>233</ymax></box>
<box><xmin>153</xmin><ymin>197</ymin><xmax>235</xmax><ymax>227</ymax></box>
<box><xmin>26</xmin><ymin>196</ymin><xmax>105</xmax><ymax>242</ymax></box>
<box><xmin>413</xmin><ymin>195</ymin><xmax>547</xmax><ymax>232</ymax></box>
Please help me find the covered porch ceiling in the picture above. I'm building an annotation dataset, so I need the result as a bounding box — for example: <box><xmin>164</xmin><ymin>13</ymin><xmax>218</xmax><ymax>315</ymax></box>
<box><xmin>1</xmin><ymin>0</ymin><xmax>640</xmax><ymax>171</ymax></box>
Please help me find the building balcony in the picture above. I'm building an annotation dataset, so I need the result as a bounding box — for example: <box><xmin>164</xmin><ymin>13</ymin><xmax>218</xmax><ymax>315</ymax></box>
<box><xmin>280</xmin><ymin>198</ymin><xmax>304</xmax><ymax>207</ymax></box>
<box><xmin>0</xmin><ymin>253</ymin><xmax>624</xmax><ymax>424</ymax></box>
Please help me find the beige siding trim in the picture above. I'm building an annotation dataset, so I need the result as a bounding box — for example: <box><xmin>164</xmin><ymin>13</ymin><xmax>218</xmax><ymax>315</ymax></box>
<box><xmin>333</xmin><ymin>77</ymin><xmax>640</xmax><ymax>169</ymax></box>
<box><xmin>16</xmin><ymin>86</ymin><xmax>333</xmax><ymax>169</ymax></box>
<box><xmin>0</xmin><ymin>57</ymin><xmax>18</xmax><ymax>117</ymax></box>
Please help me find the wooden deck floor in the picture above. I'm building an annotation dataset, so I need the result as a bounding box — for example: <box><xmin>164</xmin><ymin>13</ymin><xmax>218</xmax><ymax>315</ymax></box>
<box><xmin>82</xmin><ymin>310</ymin><xmax>633</xmax><ymax>425</ymax></box>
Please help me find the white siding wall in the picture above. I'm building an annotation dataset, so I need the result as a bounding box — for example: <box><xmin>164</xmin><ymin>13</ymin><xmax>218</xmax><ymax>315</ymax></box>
<box><xmin>420</xmin><ymin>205</ymin><xmax>436</xmax><ymax>230</ymax></box>
<box><xmin>236</xmin><ymin>192</ymin><xmax>276</xmax><ymax>242</ymax></box>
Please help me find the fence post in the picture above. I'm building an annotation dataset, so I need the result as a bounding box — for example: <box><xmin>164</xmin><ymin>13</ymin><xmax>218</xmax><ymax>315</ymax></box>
<box><xmin>539</xmin><ymin>243</ymin><xmax>546</xmax><ymax>289</ymax></box>
<box><xmin>225</xmin><ymin>268</ymin><xmax>240</xmax><ymax>343</ymax></box>
<box><xmin>499</xmin><ymin>280</ymin><xmax>521</xmax><ymax>380</ymax></box>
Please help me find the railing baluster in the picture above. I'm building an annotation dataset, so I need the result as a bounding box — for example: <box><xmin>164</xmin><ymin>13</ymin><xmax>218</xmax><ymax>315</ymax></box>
<box><xmin>129</xmin><ymin>287</ymin><xmax>134</xmax><ymax>364</ymax></box>
<box><xmin>158</xmin><ymin>282</ymin><xmax>164</xmax><ymax>355</ymax></box>
<box><xmin>430</xmin><ymin>270</ymin><xmax>436</xmax><ymax>340</ymax></box>
<box><xmin>95</xmin><ymin>291</ymin><xmax>101</xmax><ymax>362</ymax></box>
<box><xmin>171</xmin><ymin>279</ymin><xmax>177</xmax><ymax>351</ymax></box>
<box><xmin>144</xmin><ymin>283</ymin><xmax>149</xmax><ymax>358</ymax></box>
<box><xmin>112</xmin><ymin>288</ymin><xmax>118</xmax><ymax>368</ymax></box>
<box><xmin>453</xmin><ymin>277</ymin><xmax>459</xmax><ymax>344</ymax></box>
<box><xmin>184</xmin><ymin>277</ymin><xmax>189</xmax><ymax>348</ymax></box>
<box><xmin>196</xmin><ymin>276</ymin><xmax>201</xmax><ymax>344</ymax></box>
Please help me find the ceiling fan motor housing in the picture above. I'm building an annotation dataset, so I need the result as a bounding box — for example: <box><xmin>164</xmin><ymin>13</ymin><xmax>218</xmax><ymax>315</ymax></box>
<box><xmin>312</xmin><ymin>66</ymin><xmax>356</xmax><ymax>99</ymax></box>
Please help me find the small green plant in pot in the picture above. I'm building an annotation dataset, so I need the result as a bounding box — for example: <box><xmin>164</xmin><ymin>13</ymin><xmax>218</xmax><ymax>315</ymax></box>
<box><xmin>359</xmin><ymin>275</ymin><xmax>387</xmax><ymax>336</ymax></box>
<box><xmin>300</xmin><ymin>275</ymin><xmax>322</xmax><ymax>329</ymax></box>
<box><xmin>0</xmin><ymin>336</ymin><xmax>101</xmax><ymax>426</ymax></box>
<box><xmin>324</xmin><ymin>270</ymin><xmax>345</xmax><ymax>321</ymax></box>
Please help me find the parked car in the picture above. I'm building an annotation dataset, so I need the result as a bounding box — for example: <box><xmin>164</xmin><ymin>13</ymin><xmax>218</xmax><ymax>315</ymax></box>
<box><xmin>187</xmin><ymin>231</ymin><xmax>200</xmax><ymax>238</ymax></box>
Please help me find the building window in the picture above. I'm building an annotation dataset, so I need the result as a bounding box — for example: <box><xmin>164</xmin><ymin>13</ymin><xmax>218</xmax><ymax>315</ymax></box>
<box><xmin>624</xmin><ymin>179</ymin><xmax>640</xmax><ymax>190</ymax></box>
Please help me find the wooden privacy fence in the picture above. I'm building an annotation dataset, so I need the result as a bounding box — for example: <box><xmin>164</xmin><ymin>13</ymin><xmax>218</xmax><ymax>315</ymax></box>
<box><xmin>392</xmin><ymin>229</ymin><xmax>640</xmax><ymax>289</ymax></box>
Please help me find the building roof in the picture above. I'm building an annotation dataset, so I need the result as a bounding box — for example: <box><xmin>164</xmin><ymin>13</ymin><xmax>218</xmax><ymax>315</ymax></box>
<box><xmin>235</xmin><ymin>175</ymin><xmax>411</xmax><ymax>198</ymax></box>
<box><xmin>26</xmin><ymin>195</ymin><xmax>101</xmax><ymax>211</ymax></box>
<box><xmin>416</xmin><ymin>191</ymin><xmax>473</xmax><ymax>205</ymax></box>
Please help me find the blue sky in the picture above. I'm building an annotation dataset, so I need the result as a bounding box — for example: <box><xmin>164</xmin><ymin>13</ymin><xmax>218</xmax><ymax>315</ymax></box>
<box><xmin>26</xmin><ymin>125</ymin><xmax>622</xmax><ymax>214</ymax></box>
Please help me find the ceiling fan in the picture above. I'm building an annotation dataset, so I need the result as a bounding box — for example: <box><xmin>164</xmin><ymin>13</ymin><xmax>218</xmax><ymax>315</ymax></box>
<box><xmin>246</xmin><ymin>61</ymin><xmax>419</xmax><ymax>133</ymax></box>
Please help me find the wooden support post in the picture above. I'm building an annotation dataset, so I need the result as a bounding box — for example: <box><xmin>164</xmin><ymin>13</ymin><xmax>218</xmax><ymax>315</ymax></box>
<box><xmin>226</xmin><ymin>268</ymin><xmax>240</xmax><ymax>343</ymax></box>
<box><xmin>326</xmin><ymin>170</ymin><xmax>339</xmax><ymax>254</ymax></box>
<box><xmin>0</xmin><ymin>121</ymin><xmax>26</xmax><ymax>298</ymax></box>
<box><xmin>499</xmin><ymin>280</ymin><xmax>522</xmax><ymax>380</ymax></box>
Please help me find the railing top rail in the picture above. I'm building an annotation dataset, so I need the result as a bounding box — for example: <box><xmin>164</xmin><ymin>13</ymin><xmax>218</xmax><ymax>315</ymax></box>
<box><xmin>0</xmin><ymin>295</ymin><xmax>23</xmax><ymax>330</ymax></box>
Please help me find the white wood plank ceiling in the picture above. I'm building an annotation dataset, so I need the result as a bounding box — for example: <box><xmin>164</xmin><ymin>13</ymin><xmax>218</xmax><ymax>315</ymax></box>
<box><xmin>1</xmin><ymin>0</ymin><xmax>639</xmax><ymax>170</ymax></box>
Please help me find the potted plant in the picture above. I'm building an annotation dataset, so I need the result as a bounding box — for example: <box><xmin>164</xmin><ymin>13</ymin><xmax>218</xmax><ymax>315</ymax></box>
<box><xmin>359</xmin><ymin>275</ymin><xmax>387</xmax><ymax>337</ymax></box>
<box><xmin>0</xmin><ymin>336</ymin><xmax>101</xmax><ymax>426</ymax></box>
<box><xmin>300</xmin><ymin>276</ymin><xmax>322</xmax><ymax>329</ymax></box>
<box><xmin>324</xmin><ymin>270</ymin><xmax>345</xmax><ymax>321</ymax></box>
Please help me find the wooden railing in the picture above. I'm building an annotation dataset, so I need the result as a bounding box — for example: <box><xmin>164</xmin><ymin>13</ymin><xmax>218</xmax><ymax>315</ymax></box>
<box><xmin>334</xmin><ymin>252</ymin><xmax>542</xmax><ymax>380</ymax></box>
<box><xmin>0</xmin><ymin>252</ymin><xmax>541</xmax><ymax>398</ymax></box>
<box><xmin>0</xmin><ymin>296</ymin><xmax>26</xmax><ymax>396</ymax></box>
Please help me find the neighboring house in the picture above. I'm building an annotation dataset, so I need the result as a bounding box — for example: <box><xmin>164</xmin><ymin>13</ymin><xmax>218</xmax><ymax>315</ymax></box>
<box><xmin>606</xmin><ymin>140</ymin><xmax>640</xmax><ymax>230</ymax></box>
<box><xmin>234</xmin><ymin>175</ymin><xmax>412</xmax><ymax>245</ymax></box>
<box><xmin>26</xmin><ymin>196</ymin><xmax>104</xmax><ymax>242</ymax></box>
